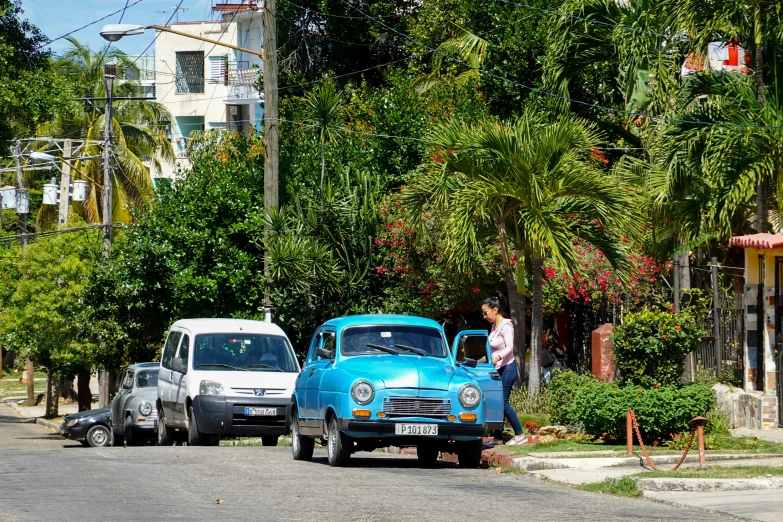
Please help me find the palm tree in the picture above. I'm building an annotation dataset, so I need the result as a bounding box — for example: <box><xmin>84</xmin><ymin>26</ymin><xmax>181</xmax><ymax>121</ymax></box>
<box><xmin>304</xmin><ymin>83</ymin><xmax>344</xmax><ymax>190</ymax></box>
<box><xmin>405</xmin><ymin>112</ymin><xmax>637</xmax><ymax>396</ymax></box>
<box><xmin>36</xmin><ymin>37</ymin><xmax>173</xmax><ymax>228</ymax></box>
<box><xmin>412</xmin><ymin>22</ymin><xmax>489</xmax><ymax>94</ymax></box>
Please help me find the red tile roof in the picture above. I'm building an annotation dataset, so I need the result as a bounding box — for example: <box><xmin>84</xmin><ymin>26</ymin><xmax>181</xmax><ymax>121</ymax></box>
<box><xmin>730</xmin><ymin>233</ymin><xmax>783</xmax><ymax>250</ymax></box>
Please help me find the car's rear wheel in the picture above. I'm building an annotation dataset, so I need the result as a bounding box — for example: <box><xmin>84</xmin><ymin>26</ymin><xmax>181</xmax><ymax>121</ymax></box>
<box><xmin>86</xmin><ymin>425</ymin><xmax>111</xmax><ymax>448</ymax></box>
<box><xmin>124</xmin><ymin>415</ymin><xmax>137</xmax><ymax>447</ymax></box>
<box><xmin>157</xmin><ymin>407</ymin><xmax>174</xmax><ymax>446</ymax></box>
<box><xmin>291</xmin><ymin>412</ymin><xmax>314</xmax><ymax>461</ymax></box>
<box><xmin>417</xmin><ymin>444</ymin><xmax>440</xmax><ymax>467</ymax></box>
<box><xmin>457</xmin><ymin>440</ymin><xmax>483</xmax><ymax>468</ymax></box>
<box><xmin>262</xmin><ymin>435</ymin><xmax>279</xmax><ymax>447</ymax></box>
<box><xmin>326</xmin><ymin>416</ymin><xmax>351</xmax><ymax>467</ymax></box>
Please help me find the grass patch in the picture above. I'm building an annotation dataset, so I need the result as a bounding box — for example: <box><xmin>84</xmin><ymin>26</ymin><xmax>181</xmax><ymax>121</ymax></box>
<box><xmin>577</xmin><ymin>477</ymin><xmax>642</xmax><ymax>498</ymax></box>
<box><xmin>0</xmin><ymin>376</ymin><xmax>45</xmax><ymax>398</ymax></box>
<box><xmin>489</xmin><ymin>465</ymin><xmax>526</xmax><ymax>475</ymax></box>
<box><xmin>632</xmin><ymin>466</ymin><xmax>783</xmax><ymax>480</ymax></box>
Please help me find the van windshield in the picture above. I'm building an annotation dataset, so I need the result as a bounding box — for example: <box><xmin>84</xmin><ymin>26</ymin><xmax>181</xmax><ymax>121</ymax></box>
<box><xmin>193</xmin><ymin>334</ymin><xmax>298</xmax><ymax>373</ymax></box>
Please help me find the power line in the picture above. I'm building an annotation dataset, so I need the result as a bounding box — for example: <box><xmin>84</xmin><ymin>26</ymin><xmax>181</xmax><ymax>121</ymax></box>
<box><xmin>97</xmin><ymin>0</ymin><xmax>132</xmax><ymax>66</ymax></box>
<box><xmin>38</xmin><ymin>0</ymin><xmax>149</xmax><ymax>49</ymax></box>
<box><xmin>278</xmin><ymin>56</ymin><xmax>417</xmax><ymax>91</ymax></box>
<box><xmin>279</xmin><ymin>0</ymin><xmax>404</xmax><ymax>21</ymax></box>
<box><xmin>129</xmin><ymin>0</ymin><xmax>186</xmax><ymax>70</ymax></box>
<box><xmin>339</xmin><ymin>0</ymin><xmax>783</xmax><ymax>130</ymax></box>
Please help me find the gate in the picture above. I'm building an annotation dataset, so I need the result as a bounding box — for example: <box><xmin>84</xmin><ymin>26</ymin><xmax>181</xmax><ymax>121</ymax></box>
<box><xmin>775</xmin><ymin>257</ymin><xmax>783</xmax><ymax>426</ymax></box>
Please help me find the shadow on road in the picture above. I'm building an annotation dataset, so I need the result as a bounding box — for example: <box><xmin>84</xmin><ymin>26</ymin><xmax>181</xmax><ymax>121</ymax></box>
<box><xmin>309</xmin><ymin>454</ymin><xmax>459</xmax><ymax>469</ymax></box>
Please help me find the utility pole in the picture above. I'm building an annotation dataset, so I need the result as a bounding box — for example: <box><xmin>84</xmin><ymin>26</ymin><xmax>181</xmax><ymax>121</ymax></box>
<box><xmin>58</xmin><ymin>140</ymin><xmax>72</xmax><ymax>228</ymax></box>
<box><xmin>98</xmin><ymin>65</ymin><xmax>115</xmax><ymax>408</ymax></box>
<box><xmin>262</xmin><ymin>0</ymin><xmax>279</xmax><ymax>308</ymax></box>
<box><xmin>14</xmin><ymin>140</ymin><xmax>35</xmax><ymax>407</ymax></box>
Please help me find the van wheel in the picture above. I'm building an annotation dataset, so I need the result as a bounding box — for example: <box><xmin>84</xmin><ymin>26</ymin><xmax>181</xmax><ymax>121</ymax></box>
<box><xmin>187</xmin><ymin>406</ymin><xmax>204</xmax><ymax>446</ymax></box>
<box><xmin>291</xmin><ymin>413</ymin><xmax>314</xmax><ymax>461</ymax></box>
<box><xmin>326</xmin><ymin>416</ymin><xmax>350</xmax><ymax>467</ymax></box>
<box><xmin>457</xmin><ymin>440</ymin><xmax>483</xmax><ymax>468</ymax></box>
<box><xmin>157</xmin><ymin>408</ymin><xmax>174</xmax><ymax>446</ymax></box>
<box><xmin>124</xmin><ymin>416</ymin><xmax>137</xmax><ymax>447</ymax></box>
<box><xmin>262</xmin><ymin>436</ymin><xmax>278</xmax><ymax>447</ymax></box>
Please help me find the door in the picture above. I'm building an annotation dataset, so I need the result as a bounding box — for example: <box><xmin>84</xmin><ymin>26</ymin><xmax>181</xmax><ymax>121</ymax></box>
<box><xmin>451</xmin><ymin>330</ymin><xmax>503</xmax><ymax>426</ymax></box>
<box><xmin>302</xmin><ymin>330</ymin><xmax>334</xmax><ymax>419</ymax></box>
<box><xmin>172</xmin><ymin>333</ymin><xmax>190</xmax><ymax>424</ymax></box>
<box><xmin>112</xmin><ymin>369</ymin><xmax>133</xmax><ymax>434</ymax></box>
<box><xmin>158</xmin><ymin>330</ymin><xmax>182</xmax><ymax>422</ymax></box>
<box><xmin>776</xmin><ymin>257</ymin><xmax>783</xmax><ymax>426</ymax></box>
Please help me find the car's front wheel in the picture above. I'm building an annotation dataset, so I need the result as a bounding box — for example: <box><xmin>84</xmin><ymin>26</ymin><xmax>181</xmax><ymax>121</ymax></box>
<box><xmin>291</xmin><ymin>412</ymin><xmax>314</xmax><ymax>461</ymax></box>
<box><xmin>124</xmin><ymin>415</ymin><xmax>137</xmax><ymax>447</ymax></box>
<box><xmin>457</xmin><ymin>440</ymin><xmax>483</xmax><ymax>468</ymax></box>
<box><xmin>86</xmin><ymin>425</ymin><xmax>111</xmax><ymax>448</ymax></box>
<box><xmin>417</xmin><ymin>443</ymin><xmax>440</xmax><ymax>467</ymax></box>
<box><xmin>157</xmin><ymin>407</ymin><xmax>174</xmax><ymax>446</ymax></box>
<box><xmin>326</xmin><ymin>416</ymin><xmax>350</xmax><ymax>467</ymax></box>
<box><xmin>187</xmin><ymin>406</ymin><xmax>204</xmax><ymax>446</ymax></box>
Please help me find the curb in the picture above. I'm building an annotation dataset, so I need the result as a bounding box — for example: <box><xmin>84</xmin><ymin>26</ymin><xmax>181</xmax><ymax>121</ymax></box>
<box><xmin>638</xmin><ymin>477</ymin><xmax>783</xmax><ymax>492</ymax></box>
<box><xmin>35</xmin><ymin>417</ymin><xmax>61</xmax><ymax>432</ymax></box>
<box><xmin>5</xmin><ymin>400</ymin><xmax>24</xmax><ymax>417</ymax></box>
<box><xmin>512</xmin><ymin>452</ymin><xmax>783</xmax><ymax>471</ymax></box>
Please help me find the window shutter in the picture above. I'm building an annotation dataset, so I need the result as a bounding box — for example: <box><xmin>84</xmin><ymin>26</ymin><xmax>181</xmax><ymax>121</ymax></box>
<box><xmin>209</xmin><ymin>56</ymin><xmax>227</xmax><ymax>84</ymax></box>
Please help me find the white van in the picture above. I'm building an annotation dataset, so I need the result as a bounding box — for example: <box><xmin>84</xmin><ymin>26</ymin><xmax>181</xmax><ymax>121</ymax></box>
<box><xmin>156</xmin><ymin>318</ymin><xmax>301</xmax><ymax>446</ymax></box>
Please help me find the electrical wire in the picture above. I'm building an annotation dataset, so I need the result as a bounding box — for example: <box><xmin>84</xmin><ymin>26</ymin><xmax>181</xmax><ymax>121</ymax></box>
<box><xmin>37</xmin><ymin>0</ymin><xmax>148</xmax><ymax>50</ymax></box>
<box><xmin>279</xmin><ymin>0</ymin><xmax>406</xmax><ymax>21</ymax></box>
<box><xmin>97</xmin><ymin>0</ymin><xmax>132</xmax><ymax>65</ymax></box>
<box><xmin>128</xmin><ymin>0</ymin><xmax>186</xmax><ymax>70</ymax></box>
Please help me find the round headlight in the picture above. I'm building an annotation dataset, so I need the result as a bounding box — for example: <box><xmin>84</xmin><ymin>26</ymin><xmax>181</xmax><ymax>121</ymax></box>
<box><xmin>459</xmin><ymin>384</ymin><xmax>481</xmax><ymax>408</ymax></box>
<box><xmin>138</xmin><ymin>401</ymin><xmax>153</xmax><ymax>416</ymax></box>
<box><xmin>351</xmin><ymin>381</ymin><xmax>374</xmax><ymax>404</ymax></box>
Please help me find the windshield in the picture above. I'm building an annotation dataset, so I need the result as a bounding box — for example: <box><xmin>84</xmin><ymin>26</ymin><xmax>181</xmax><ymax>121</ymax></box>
<box><xmin>341</xmin><ymin>325</ymin><xmax>447</xmax><ymax>358</ymax></box>
<box><xmin>136</xmin><ymin>370</ymin><xmax>158</xmax><ymax>388</ymax></box>
<box><xmin>193</xmin><ymin>333</ymin><xmax>298</xmax><ymax>372</ymax></box>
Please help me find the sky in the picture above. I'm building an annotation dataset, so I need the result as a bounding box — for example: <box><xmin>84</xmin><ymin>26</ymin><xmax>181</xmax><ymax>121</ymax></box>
<box><xmin>22</xmin><ymin>0</ymin><xmax>216</xmax><ymax>56</ymax></box>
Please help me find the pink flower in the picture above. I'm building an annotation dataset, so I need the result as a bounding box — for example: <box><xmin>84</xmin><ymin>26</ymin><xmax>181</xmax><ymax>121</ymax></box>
<box><xmin>545</xmin><ymin>267</ymin><xmax>555</xmax><ymax>278</ymax></box>
<box><xmin>584</xmin><ymin>296</ymin><xmax>591</xmax><ymax>302</ymax></box>
<box><xmin>387</xmin><ymin>223</ymin><xmax>393</xmax><ymax>229</ymax></box>
<box><xmin>374</xmin><ymin>238</ymin><xmax>382</xmax><ymax>245</ymax></box>
<box><xmin>376</xmin><ymin>267</ymin><xmax>384</xmax><ymax>274</ymax></box>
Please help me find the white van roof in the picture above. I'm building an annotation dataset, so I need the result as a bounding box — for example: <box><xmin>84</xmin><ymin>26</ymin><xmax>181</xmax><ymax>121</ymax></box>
<box><xmin>169</xmin><ymin>318</ymin><xmax>288</xmax><ymax>337</ymax></box>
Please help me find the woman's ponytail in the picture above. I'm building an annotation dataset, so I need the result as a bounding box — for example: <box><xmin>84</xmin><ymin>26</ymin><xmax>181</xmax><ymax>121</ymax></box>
<box><xmin>483</xmin><ymin>291</ymin><xmax>510</xmax><ymax>317</ymax></box>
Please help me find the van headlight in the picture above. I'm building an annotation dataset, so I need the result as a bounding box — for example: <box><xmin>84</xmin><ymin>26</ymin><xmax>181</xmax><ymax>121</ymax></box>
<box><xmin>459</xmin><ymin>384</ymin><xmax>481</xmax><ymax>408</ymax></box>
<box><xmin>138</xmin><ymin>401</ymin><xmax>153</xmax><ymax>416</ymax></box>
<box><xmin>351</xmin><ymin>381</ymin><xmax>374</xmax><ymax>405</ymax></box>
<box><xmin>200</xmin><ymin>380</ymin><xmax>224</xmax><ymax>396</ymax></box>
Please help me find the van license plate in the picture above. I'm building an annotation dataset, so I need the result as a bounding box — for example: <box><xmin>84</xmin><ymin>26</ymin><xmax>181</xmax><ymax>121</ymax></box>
<box><xmin>394</xmin><ymin>423</ymin><xmax>438</xmax><ymax>436</ymax></box>
<box><xmin>245</xmin><ymin>407</ymin><xmax>277</xmax><ymax>416</ymax></box>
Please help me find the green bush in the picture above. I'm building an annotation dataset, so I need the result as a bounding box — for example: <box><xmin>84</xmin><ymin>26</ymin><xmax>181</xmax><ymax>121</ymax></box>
<box><xmin>564</xmin><ymin>380</ymin><xmax>715</xmax><ymax>441</ymax></box>
<box><xmin>611</xmin><ymin>311</ymin><xmax>702</xmax><ymax>387</ymax></box>
<box><xmin>546</xmin><ymin>370</ymin><xmax>596</xmax><ymax>425</ymax></box>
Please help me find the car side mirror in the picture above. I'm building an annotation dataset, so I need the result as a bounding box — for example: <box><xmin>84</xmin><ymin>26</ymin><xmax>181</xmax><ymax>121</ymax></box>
<box><xmin>316</xmin><ymin>348</ymin><xmax>334</xmax><ymax>361</ymax></box>
<box><xmin>172</xmin><ymin>357</ymin><xmax>187</xmax><ymax>374</ymax></box>
<box><xmin>461</xmin><ymin>358</ymin><xmax>478</xmax><ymax>368</ymax></box>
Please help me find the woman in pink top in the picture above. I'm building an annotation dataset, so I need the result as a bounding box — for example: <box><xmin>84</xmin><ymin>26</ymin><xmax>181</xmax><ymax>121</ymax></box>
<box><xmin>482</xmin><ymin>292</ymin><xmax>526</xmax><ymax>446</ymax></box>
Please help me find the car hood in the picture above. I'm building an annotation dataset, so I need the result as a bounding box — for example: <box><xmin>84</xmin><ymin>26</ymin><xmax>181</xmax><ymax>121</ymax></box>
<box><xmin>64</xmin><ymin>407</ymin><xmax>111</xmax><ymax>422</ymax></box>
<box><xmin>337</xmin><ymin>355</ymin><xmax>456</xmax><ymax>391</ymax></box>
<box><xmin>130</xmin><ymin>387</ymin><xmax>158</xmax><ymax>400</ymax></box>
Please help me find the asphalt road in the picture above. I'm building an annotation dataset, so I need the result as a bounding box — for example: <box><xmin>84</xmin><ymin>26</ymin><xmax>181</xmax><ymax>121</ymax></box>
<box><xmin>0</xmin><ymin>403</ymin><xmax>736</xmax><ymax>522</ymax></box>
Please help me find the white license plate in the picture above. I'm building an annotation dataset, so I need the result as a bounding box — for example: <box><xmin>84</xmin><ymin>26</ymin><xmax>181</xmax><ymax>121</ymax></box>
<box><xmin>245</xmin><ymin>407</ymin><xmax>277</xmax><ymax>416</ymax></box>
<box><xmin>394</xmin><ymin>423</ymin><xmax>438</xmax><ymax>436</ymax></box>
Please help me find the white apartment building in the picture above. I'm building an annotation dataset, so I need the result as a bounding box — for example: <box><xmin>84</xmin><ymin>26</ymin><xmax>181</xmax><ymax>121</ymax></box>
<box><xmin>152</xmin><ymin>16</ymin><xmax>262</xmax><ymax>180</ymax></box>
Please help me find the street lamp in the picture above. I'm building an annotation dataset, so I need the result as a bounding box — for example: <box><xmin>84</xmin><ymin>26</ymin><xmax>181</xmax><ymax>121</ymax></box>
<box><xmin>29</xmin><ymin>151</ymin><xmax>57</xmax><ymax>162</ymax></box>
<box><xmin>99</xmin><ymin>24</ymin><xmax>146</xmax><ymax>42</ymax></box>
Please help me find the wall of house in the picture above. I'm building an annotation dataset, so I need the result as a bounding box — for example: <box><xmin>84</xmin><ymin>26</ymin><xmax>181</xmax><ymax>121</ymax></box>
<box><xmin>742</xmin><ymin>247</ymin><xmax>779</xmax><ymax>428</ymax></box>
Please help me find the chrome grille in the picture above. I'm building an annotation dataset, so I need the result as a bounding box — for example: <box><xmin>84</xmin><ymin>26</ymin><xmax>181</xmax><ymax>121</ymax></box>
<box><xmin>383</xmin><ymin>397</ymin><xmax>450</xmax><ymax>418</ymax></box>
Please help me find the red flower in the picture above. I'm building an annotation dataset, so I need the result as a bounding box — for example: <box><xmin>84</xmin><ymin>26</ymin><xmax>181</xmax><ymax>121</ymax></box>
<box><xmin>387</xmin><ymin>223</ymin><xmax>393</xmax><ymax>229</ymax></box>
<box><xmin>375</xmin><ymin>267</ymin><xmax>384</xmax><ymax>274</ymax></box>
<box><xmin>584</xmin><ymin>296</ymin><xmax>591</xmax><ymax>302</ymax></box>
<box><xmin>374</xmin><ymin>238</ymin><xmax>382</xmax><ymax>245</ymax></box>
<box><xmin>545</xmin><ymin>267</ymin><xmax>555</xmax><ymax>278</ymax></box>
<box><xmin>674</xmin><ymin>325</ymin><xmax>681</xmax><ymax>331</ymax></box>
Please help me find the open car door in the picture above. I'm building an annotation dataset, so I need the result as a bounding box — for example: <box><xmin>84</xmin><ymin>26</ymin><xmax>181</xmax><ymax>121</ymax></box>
<box><xmin>451</xmin><ymin>330</ymin><xmax>504</xmax><ymax>431</ymax></box>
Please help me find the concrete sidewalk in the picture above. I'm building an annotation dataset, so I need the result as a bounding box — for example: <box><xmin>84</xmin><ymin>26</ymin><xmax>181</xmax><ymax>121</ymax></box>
<box><xmin>3</xmin><ymin>397</ymin><xmax>98</xmax><ymax>419</ymax></box>
<box><xmin>731</xmin><ymin>428</ymin><xmax>783</xmax><ymax>443</ymax></box>
<box><xmin>644</xmin><ymin>490</ymin><xmax>783</xmax><ymax>522</ymax></box>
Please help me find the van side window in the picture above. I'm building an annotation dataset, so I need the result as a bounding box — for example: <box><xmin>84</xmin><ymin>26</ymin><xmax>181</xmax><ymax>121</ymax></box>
<box><xmin>179</xmin><ymin>335</ymin><xmax>190</xmax><ymax>368</ymax></box>
<box><xmin>162</xmin><ymin>331</ymin><xmax>182</xmax><ymax>369</ymax></box>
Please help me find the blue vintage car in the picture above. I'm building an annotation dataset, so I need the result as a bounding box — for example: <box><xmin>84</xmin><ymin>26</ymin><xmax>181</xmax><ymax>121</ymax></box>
<box><xmin>289</xmin><ymin>315</ymin><xmax>503</xmax><ymax>467</ymax></box>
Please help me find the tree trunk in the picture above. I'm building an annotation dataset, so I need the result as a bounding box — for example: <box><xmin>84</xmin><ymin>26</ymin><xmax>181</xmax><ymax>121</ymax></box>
<box><xmin>78</xmin><ymin>371</ymin><xmax>92</xmax><ymax>412</ymax></box>
<box><xmin>515</xmin><ymin>251</ymin><xmax>527</xmax><ymax>387</ymax></box>
<box><xmin>504</xmin><ymin>265</ymin><xmax>525</xmax><ymax>389</ymax></box>
<box><xmin>25</xmin><ymin>358</ymin><xmax>34</xmax><ymax>405</ymax></box>
<box><xmin>59</xmin><ymin>377</ymin><xmax>78</xmax><ymax>403</ymax></box>
<box><xmin>98</xmin><ymin>369</ymin><xmax>110</xmax><ymax>408</ymax></box>
<box><xmin>755</xmin><ymin>9</ymin><xmax>766</xmax><ymax>232</ymax></box>
<box><xmin>0</xmin><ymin>346</ymin><xmax>3</xmax><ymax>378</ymax></box>
<box><xmin>528</xmin><ymin>257</ymin><xmax>543</xmax><ymax>398</ymax></box>
<box><xmin>45</xmin><ymin>370</ymin><xmax>59</xmax><ymax>418</ymax></box>
<box><xmin>320</xmin><ymin>142</ymin><xmax>325</xmax><ymax>190</ymax></box>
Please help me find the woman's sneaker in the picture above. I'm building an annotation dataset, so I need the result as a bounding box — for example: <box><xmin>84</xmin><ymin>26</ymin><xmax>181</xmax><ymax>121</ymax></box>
<box><xmin>505</xmin><ymin>435</ymin><xmax>528</xmax><ymax>446</ymax></box>
<box><xmin>483</xmin><ymin>438</ymin><xmax>504</xmax><ymax>447</ymax></box>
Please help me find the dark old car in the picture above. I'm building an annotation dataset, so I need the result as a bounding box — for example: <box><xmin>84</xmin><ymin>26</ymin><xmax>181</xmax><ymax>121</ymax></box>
<box><xmin>60</xmin><ymin>407</ymin><xmax>112</xmax><ymax>447</ymax></box>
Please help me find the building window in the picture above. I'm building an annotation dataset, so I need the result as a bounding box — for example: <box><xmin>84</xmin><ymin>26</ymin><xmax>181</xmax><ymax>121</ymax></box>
<box><xmin>209</xmin><ymin>56</ymin><xmax>227</xmax><ymax>84</ymax></box>
<box><xmin>175</xmin><ymin>51</ymin><xmax>205</xmax><ymax>94</ymax></box>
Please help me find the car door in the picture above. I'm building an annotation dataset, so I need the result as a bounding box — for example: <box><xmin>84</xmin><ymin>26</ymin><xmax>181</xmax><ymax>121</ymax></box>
<box><xmin>171</xmin><ymin>332</ymin><xmax>190</xmax><ymax>424</ymax></box>
<box><xmin>112</xmin><ymin>369</ymin><xmax>133</xmax><ymax>434</ymax></box>
<box><xmin>451</xmin><ymin>330</ymin><xmax>503</xmax><ymax>426</ymax></box>
<box><xmin>302</xmin><ymin>330</ymin><xmax>334</xmax><ymax>419</ymax></box>
<box><xmin>158</xmin><ymin>330</ymin><xmax>182</xmax><ymax>422</ymax></box>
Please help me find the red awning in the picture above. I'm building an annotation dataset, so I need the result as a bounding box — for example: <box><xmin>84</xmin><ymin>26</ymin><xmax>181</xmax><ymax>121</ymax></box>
<box><xmin>730</xmin><ymin>233</ymin><xmax>783</xmax><ymax>250</ymax></box>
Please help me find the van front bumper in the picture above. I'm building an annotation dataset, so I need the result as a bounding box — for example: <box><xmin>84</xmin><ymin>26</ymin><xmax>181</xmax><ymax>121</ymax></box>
<box><xmin>192</xmin><ymin>395</ymin><xmax>290</xmax><ymax>436</ymax></box>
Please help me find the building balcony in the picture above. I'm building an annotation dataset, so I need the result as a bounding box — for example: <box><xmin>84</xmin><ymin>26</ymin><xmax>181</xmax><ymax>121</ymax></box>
<box><xmin>225</xmin><ymin>61</ymin><xmax>261</xmax><ymax>104</ymax></box>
